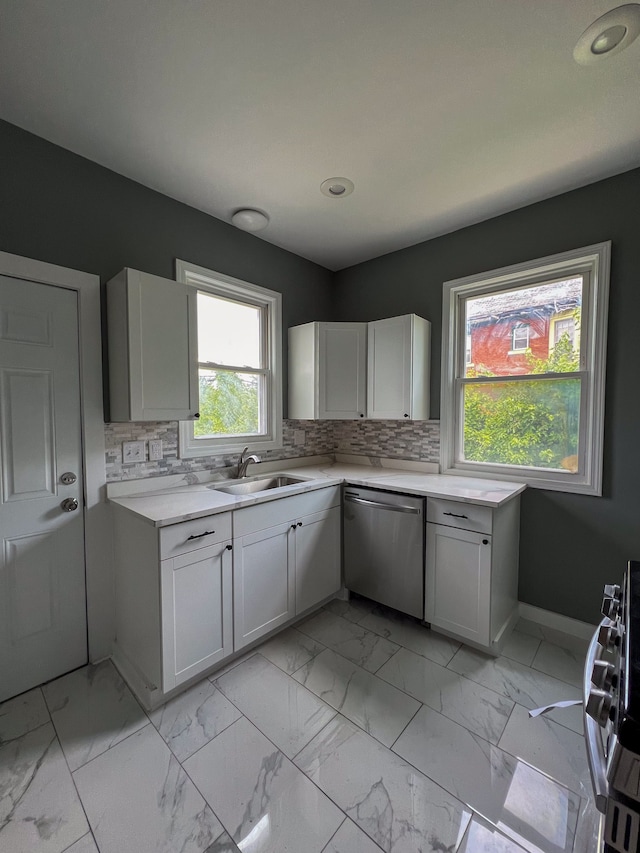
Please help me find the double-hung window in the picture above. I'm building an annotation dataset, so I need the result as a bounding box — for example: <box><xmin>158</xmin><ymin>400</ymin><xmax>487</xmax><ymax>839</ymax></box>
<box><xmin>510</xmin><ymin>322</ymin><xmax>530</xmax><ymax>352</ymax></box>
<box><xmin>176</xmin><ymin>259</ymin><xmax>282</xmax><ymax>457</ymax></box>
<box><xmin>441</xmin><ymin>243</ymin><xmax>610</xmax><ymax>495</ymax></box>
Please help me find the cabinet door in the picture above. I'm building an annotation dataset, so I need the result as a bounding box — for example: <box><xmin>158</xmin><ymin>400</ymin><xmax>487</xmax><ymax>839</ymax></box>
<box><xmin>318</xmin><ymin>323</ymin><xmax>367</xmax><ymax>419</ymax></box>
<box><xmin>295</xmin><ymin>507</ymin><xmax>341</xmax><ymax>614</ymax></box>
<box><xmin>233</xmin><ymin>521</ymin><xmax>295</xmax><ymax>650</ymax></box>
<box><xmin>161</xmin><ymin>540</ymin><xmax>232</xmax><ymax>691</ymax></box>
<box><xmin>426</xmin><ymin>523</ymin><xmax>491</xmax><ymax>646</ymax></box>
<box><xmin>367</xmin><ymin>315</ymin><xmax>412</xmax><ymax>419</ymax></box>
<box><xmin>108</xmin><ymin>268</ymin><xmax>198</xmax><ymax>421</ymax></box>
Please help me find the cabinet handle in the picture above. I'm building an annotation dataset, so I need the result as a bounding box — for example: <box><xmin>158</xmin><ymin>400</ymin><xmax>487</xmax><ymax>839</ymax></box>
<box><xmin>297</xmin><ymin>521</ymin><xmax>302</xmax><ymax>527</ymax></box>
<box><xmin>482</xmin><ymin>539</ymin><xmax>489</xmax><ymax>545</ymax></box>
<box><xmin>359</xmin><ymin>413</ymin><xmax>364</xmax><ymax>417</ymax></box>
<box><xmin>226</xmin><ymin>544</ymin><xmax>233</xmax><ymax>551</ymax></box>
<box><xmin>186</xmin><ymin>529</ymin><xmax>215</xmax><ymax>541</ymax></box>
<box><xmin>193</xmin><ymin>412</ymin><xmax>200</xmax><ymax>419</ymax></box>
<box><xmin>443</xmin><ymin>511</ymin><xmax>468</xmax><ymax>519</ymax></box>
<box><xmin>291</xmin><ymin>524</ymin><xmax>297</xmax><ymax>530</ymax></box>
<box><xmin>404</xmin><ymin>413</ymin><xmax>409</xmax><ymax>418</ymax></box>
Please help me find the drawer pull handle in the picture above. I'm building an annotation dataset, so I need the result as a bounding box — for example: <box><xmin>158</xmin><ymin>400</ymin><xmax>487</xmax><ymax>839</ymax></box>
<box><xmin>443</xmin><ymin>511</ymin><xmax>468</xmax><ymax>519</ymax></box>
<box><xmin>226</xmin><ymin>544</ymin><xmax>233</xmax><ymax>551</ymax></box>
<box><xmin>186</xmin><ymin>530</ymin><xmax>215</xmax><ymax>541</ymax></box>
<box><xmin>482</xmin><ymin>539</ymin><xmax>489</xmax><ymax>545</ymax></box>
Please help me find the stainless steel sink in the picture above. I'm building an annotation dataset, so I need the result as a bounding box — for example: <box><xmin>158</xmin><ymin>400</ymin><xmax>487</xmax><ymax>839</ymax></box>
<box><xmin>213</xmin><ymin>475</ymin><xmax>306</xmax><ymax>495</ymax></box>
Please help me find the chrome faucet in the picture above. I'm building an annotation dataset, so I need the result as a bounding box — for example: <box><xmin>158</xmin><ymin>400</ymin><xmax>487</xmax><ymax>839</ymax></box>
<box><xmin>236</xmin><ymin>446</ymin><xmax>261</xmax><ymax>478</ymax></box>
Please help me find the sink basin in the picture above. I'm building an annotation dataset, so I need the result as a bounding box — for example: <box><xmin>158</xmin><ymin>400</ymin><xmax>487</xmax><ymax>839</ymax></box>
<box><xmin>213</xmin><ymin>475</ymin><xmax>306</xmax><ymax>495</ymax></box>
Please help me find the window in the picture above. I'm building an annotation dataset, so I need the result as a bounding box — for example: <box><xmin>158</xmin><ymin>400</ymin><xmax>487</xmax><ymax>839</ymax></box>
<box><xmin>441</xmin><ymin>243</ymin><xmax>610</xmax><ymax>495</ymax></box>
<box><xmin>176</xmin><ymin>259</ymin><xmax>282</xmax><ymax>457</ymax></box>
<box><xmin>465</xmin><ymin>333</ymin><xmax>472</xmax><ymax>366</ymax></box>
<box><xmin>552</xmin><ymin>314</ymin><xmax>577</xmax><ymax>349</ymax></box>
<box><xmin>510</xmin><ymin>322</ymin><xmax>530</xmax><ymax>352</ymax></box>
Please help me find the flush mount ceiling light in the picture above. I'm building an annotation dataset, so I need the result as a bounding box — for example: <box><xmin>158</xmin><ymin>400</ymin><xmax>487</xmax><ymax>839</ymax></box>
<box><xmin>574</xmin><ymin>4</ymin><xmax>640</xmax><ymax>64</ymax></box>
<box><xmin>231</xmin><ymin>208</ymin><xmax>269</xmax><ymax>231</ymax></box>
<box><xmin>320</xmin><ymin>177</ymin><xmax>355</xmax><ymax>198</ymax></box>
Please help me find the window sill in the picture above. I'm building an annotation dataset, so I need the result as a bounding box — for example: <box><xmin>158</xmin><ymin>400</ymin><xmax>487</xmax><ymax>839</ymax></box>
<box><xmin>441</xmin><ymin>461</ymin><xmax>601</xmax><ymax>496</ymax></box>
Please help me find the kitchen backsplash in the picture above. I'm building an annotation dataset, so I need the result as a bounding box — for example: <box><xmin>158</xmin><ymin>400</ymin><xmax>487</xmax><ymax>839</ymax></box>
<box><xmin>104</xmin><ymin>418</ymin><xmax>440</xmax><ymax>481</ymax></box>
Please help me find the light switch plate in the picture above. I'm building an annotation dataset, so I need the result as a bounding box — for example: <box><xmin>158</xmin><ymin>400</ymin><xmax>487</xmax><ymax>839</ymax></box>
<box><xmin>294</xmin><ymin>429</ymin><xmax>306</xmax><ymax>446</ymax></box>
<box><xmin>149</xmin><ymin>439</ymin><xmax>163</xmax><ymax>461</ymax></box>
<box><xmin>122</xmin><ymin>440</ymin><xmax>145</xmax><ymax>463</ymax></box>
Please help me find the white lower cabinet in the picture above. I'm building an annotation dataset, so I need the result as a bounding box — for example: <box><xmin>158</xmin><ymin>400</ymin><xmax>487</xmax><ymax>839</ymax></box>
<box><xmin>233</xmin><ymin>506</ymin><xmax>341</xmax><ymax>649</ymax></box>
<box><xmin>295</xmin><ymin>507</ymin><xmax>341</xmax><ymax>614</ymax></box>
<box><xmin>233</xmin><ymin>520</ymin><xmax>296</xmax><ymax>650</ymax></box>
<box><xmin>425</xmin><ymin>495</ymin><xmax>520</xmax><ymax>652</ymax></box>
<box><xmin>426</xmin><ymin>524</ymin><xmax>492</xmax><ymax>645</ymax></box>
<box><xmin>112</xmin><ymin>487</ymin><xmax>342</xmax><ymax>707</ymax></box>
<box><xmin>161</xmin><ymin>540</ymin><xmax>233</xmax><ymax>691</ymax></box>
<box><xmin>232</xmin><ymin>487</ymin><xmax>342</xmax><ymax>650</ymax></box>
<box><xmin>111</xmin><ymin>508</ymin><xmax>234</xmax><ymax>708</ymax></box>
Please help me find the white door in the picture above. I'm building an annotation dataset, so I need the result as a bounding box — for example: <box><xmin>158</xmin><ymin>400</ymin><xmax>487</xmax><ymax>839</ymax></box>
<box><xmin>295</xmin><ymin>507</ymin><xmax>341</xmax><ymax>614</ymax></box>
<box><xmin>161</xmin><ymin>541</ymin><xmax>233</xmax><ymax>691</ymax></box>
<box><xmin>233</xmin><ymin>520</ymin><xmax>295</xmax><ymax>650</ymax></box>
<box><xmin>0</xmin><ymin>276</ymin><xmax>86</xmax><ymax>702</ymax></box>
<box><xmin>367</xmin><ymin>315</ymin><xmax>412</xmax><ymax>419</ymax></box>
<box><xmin>318</xmin><ymin>323</ymin><xmax>367</xmax><ymax>419</ymax></box>
<box><xmin>426</xmin><ymin>522</ymin><xmax>492</xmax><ymax>646</ymax></box>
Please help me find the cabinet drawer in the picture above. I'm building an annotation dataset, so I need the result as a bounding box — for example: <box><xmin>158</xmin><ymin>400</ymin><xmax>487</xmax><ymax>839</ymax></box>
<box><xmin>160</xmin><ymin>512</ymin><xmax>232</xmax><ymax>559</ymax></box>
<box><xmin>426</xmin><ymin>498</ymin><xmax>492</xmax><ymax>534</ymax></box>
<box><xmin>233</xmin><ymin>486</ymin><xmax>341</xmax><ymax>537</ymax></box>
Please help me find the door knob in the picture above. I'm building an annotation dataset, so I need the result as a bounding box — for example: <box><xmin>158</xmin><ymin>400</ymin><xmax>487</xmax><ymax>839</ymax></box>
<box><xmin>61</xmin><ymin>497</ymin><xmax>79</xmax><ymax>512</ymax></box>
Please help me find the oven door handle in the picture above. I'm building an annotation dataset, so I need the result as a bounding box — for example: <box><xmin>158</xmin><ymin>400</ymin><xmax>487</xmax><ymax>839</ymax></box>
<box><xmin>584</xmin><ymin>618</ymin><xmax>610</xmax><ymax>814</ymax></box>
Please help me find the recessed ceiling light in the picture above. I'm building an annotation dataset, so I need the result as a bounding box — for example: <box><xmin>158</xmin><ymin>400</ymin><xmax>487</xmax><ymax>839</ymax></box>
<box><xmin>320</xmin><ymin>177</ymin><xmax>355</xmax><ymax>198</ymax></box>
<box><xmin>574</xmin><ymin>4</ymin><xmax>640</xmax><ymax>64</ymax></box>
<box><xmin>231</xmin><ymin>209</ymin><xmax>269</xmax><ymax>231</ymax></box>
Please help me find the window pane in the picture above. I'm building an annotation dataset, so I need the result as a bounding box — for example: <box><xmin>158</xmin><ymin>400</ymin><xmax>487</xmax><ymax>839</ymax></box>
<box><xmin>464</xmin><ymin>277</ymin><xmax>582</xmax><ymax>378</ymax></box>
<box><xmin>462</xmin><ymin>377</ymin><xmax>581</xmax><ymax>470</ymax></box>
<box><xmin>195</xmin><ymin>369</ymin><xmax>261</xmax><ymax>438</ymax></box>
<box><xmin>197</xmin><ymin>292</ymin><xmax>261</xmax><ymax>367</ymax></box>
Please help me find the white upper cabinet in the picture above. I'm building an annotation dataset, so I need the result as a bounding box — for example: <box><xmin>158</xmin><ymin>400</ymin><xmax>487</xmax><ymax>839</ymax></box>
<box><xmin>289</xmin><ymin>314</ymin><xmax>430</xmax><ymax>421</ymax></box>
<box><xmin>107</xmin><ymin>268</ymin><xmax>199</xmax><ymax>421</ymax></box>
<box><xmin>288</xmin><ymin>321</ymin><xmax>367</xmax><ymax>419</ymax></box>
<box><xmin>367</xmin><ymin>314</ymin><xmax>430</xmax><ymax>420</ymax></box>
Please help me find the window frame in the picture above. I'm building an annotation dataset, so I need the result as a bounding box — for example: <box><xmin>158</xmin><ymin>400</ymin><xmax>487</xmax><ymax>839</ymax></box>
<box><xmin>176</xmin><ymin>259</ymin><xmax>282</xmax><ymax>458</ymax></box>
<box><xmin>440</xmin><ymin>242</ymin><xmax>610</xmax><ymax>495</ymax></box>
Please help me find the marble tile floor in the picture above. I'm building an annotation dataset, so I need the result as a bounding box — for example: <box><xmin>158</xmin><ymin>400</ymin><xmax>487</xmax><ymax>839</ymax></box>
<box><xmin>0</xmin><ymin>598</ymin><xmax>600</xmax><ymax>853</ymax></box>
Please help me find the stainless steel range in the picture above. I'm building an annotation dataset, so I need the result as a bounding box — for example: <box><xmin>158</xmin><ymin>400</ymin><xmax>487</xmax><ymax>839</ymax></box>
<box><xmin>585</xmin><ymin>561</ymin><xmax>640</xmax><ymax>853</ymax></box>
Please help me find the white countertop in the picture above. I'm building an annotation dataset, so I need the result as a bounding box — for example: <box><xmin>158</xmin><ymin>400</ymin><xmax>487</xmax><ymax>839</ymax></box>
<box><xmin>108</xmin><ymin>458</ymin><xmax>526</xmax><ymax>527</ymax></box>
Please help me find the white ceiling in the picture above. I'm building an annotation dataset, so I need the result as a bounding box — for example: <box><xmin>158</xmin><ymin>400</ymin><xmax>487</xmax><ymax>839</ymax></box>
<box><xmin>1</xmin><ymin>1</ymin><xmax>639</xmax><ymax>271</ymax></box>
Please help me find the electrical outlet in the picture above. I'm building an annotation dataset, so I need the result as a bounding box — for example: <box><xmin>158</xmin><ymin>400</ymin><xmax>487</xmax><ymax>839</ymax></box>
<box><xmin>122</xmin><ymin>440</ymin><xmax>145</xmax><ymax>463</ymax></box>
<box><xmin>294</xmin><ymin>429</ymin><xmax>306</xmax><ymax>446</ymax></box>
<box><xmin>149</xmin><ymin>439</ymin><xmax>163</xmax><ymax>461</ymax></box>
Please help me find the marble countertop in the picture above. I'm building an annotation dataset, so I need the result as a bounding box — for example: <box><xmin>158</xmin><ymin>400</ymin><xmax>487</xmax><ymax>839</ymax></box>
<box><xmin>108</xmin><ymin>458</ymin><xmax>526</xmax><ymax>528</ymax></box>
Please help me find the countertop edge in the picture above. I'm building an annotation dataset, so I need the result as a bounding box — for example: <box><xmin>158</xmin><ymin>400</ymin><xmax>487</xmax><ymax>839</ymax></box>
<box><xmin>108</xmin><ymin>465</ymin><xmax>526</xmax><ymax>527</ymax></box>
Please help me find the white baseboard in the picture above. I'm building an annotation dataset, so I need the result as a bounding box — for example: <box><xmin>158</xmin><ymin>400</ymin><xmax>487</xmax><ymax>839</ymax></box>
<box><xmin>518</xmin><ymin>602</ymin><xmax>596</xmax><ymax>641</ymax></box>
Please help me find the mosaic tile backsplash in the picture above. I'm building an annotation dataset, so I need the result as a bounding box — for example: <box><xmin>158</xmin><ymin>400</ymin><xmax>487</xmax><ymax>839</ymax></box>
<box><xmin>104</xmin><ymin>418</ymin><xmax>440</xmax><ymax>481</ymax></box>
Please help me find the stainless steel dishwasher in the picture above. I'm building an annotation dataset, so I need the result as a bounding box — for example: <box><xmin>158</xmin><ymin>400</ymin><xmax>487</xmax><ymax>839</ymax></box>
<box><xmin>343</xmin><ymin>486</ymin><xmax>425</xmax><ymax>619</ymax></box>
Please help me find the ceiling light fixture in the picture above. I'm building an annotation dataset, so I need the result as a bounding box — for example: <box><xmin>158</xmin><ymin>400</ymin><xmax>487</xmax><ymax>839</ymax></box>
<box><xmin>231</xmin><ymin>208</ymin><xmax>269</xmax><ymax>231</ymax></box>
<box><xmin>320</xmin><ymin>177</ymin><xmax>355</xmax><ymax>198</ymax></box>
<box><xmin>573</xmin><ymin>4</ymin><xmax>640</xmax><ymax>64</ymax></box>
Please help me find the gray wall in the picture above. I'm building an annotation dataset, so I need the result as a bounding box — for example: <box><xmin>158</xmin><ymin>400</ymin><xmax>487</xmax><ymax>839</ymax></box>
<box><xmin>0</xmin><ymin>119</ymin><xmax>334</xmax><ymax>417</ymax></box>
<box><xmin>333</xmin><ymin>168</ymin><xmax>640</xmax><ymax>623</ymax></box>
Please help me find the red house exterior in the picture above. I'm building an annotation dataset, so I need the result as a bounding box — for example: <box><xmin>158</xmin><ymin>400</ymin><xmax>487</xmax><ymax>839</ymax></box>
<box><xmin>466</xmin><ymin>278</ymin><xmax>581</xmax><ymax>376</ymax></box>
